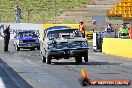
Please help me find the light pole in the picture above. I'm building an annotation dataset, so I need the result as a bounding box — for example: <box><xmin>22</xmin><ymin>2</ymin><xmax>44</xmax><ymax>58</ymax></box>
<box><xmin>0</xmin><ymin>9</ymin><xmax>1</xmax><ymax>22</ymax></box>
<box><xmin>54</xmin><ymin>0</ymin><xmax>56</xmax><ymax>23</ymax></box>
<box><xmin>25</xmin><ymin>0</ymin><xmax>30</xmax><ymax>22</ymax></box>
<box><xmin>0</xmin><ymin>0</ymin><xmax>1</xmax><ymax>22</ymax></box>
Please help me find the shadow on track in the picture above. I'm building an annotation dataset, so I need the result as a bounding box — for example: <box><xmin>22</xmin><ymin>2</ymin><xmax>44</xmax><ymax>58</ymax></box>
<box><xmin>0</xmin><ymin>58</ymin><xmax>33</xmax><ymax>88</ymax></box>
<box><xmin>51</xmin><ymin>61</ymin><xmax>121</xmax><ymax>65</ymax></box>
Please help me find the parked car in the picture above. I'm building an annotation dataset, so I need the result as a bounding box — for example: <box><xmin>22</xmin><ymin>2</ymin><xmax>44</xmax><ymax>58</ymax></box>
<box><xmin>13</xmin><ymin>31</ymin><xmax>40</xmax><ymax>51</ymax></box>
<box><xmin>40</xmin><ymin>28</ymin><xmax>89</xmax><ymax>64</ymax></box>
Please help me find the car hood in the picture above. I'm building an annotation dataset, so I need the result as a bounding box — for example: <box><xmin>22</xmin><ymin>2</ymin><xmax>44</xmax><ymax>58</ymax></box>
<box><xmin>56</xmin><ymin>37</ymin><xmax>87</xmax><ymax>43</ymax></box>
<box><xmin>46</xmin><ymin>37</ymin><xmax>87</xmax><ymax>44</ymax></box>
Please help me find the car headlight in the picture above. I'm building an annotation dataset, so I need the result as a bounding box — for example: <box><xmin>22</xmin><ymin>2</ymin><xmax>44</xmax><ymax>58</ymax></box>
<box><xmin>82</xmin><ymin>41</ymin><xmax>88</xmax><ymax>47</ymax></box>
<box><xmin>35</xmin><ymin>40</ymin><xmax>39</xmax><ymax>42</ymax></box>
<box><xmin>48</xmin><ymin>44</ymin><xmax>56</xmax><ymax>50</ymax></box>
<box><xmin>48</xmin><ymin>45</ymin><xmax>53</xmax><ymax>49</ymax></box>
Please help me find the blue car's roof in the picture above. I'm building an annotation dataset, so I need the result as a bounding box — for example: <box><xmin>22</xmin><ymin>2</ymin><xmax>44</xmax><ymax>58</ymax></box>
<box><xmin>18</xmin><ymin>30</ymin><xmax>35</xmax><ymax>34</ymax></box>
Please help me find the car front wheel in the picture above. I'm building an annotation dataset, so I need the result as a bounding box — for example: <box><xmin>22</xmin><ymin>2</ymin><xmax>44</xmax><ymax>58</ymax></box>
<box><xmin>41</xmin><ymin>54</ymin><xmax>46</xmax><ymax>63</ymax></box>
<box><xmin>45</xmin><ymin>51</ymin><xmax>51</xmax><ymax>64</ymax></box>
<box><xmin>75</xmin><ymin>56</ymin><xmax>82</xmax><ymax>64</ymax></box>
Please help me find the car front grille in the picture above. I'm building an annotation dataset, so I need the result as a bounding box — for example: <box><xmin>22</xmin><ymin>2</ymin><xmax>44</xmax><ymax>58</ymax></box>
<box><xmin>23</xmin><ymin>40</ymin><xmax>35</xmax><ymax>43</ymax></box>
<box><xmin>57</xmin><ymin>42</ymin><xmax>82</xmax><ymax>49</ymax></box>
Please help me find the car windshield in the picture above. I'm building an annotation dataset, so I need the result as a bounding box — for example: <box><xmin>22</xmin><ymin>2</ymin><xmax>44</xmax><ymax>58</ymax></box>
<box><xmin>46</xmin><ymin>29</ymin><xmax>82</xmax><ymax>39</ymax></box>
<box><xmin>19</xmin><ymin>32</ymin><xmax>38</xmax><ymax>37</ymax></box>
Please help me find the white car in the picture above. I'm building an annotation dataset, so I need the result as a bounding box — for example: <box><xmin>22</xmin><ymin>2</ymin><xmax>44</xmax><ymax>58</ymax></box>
<box><xmin>40</xmin><ymin>28</ymin><xmax>89</xmax><ymax>64</ymax></box>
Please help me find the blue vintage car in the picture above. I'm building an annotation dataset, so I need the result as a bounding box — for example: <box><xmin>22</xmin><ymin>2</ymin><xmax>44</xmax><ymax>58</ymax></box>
<box><xmin>13</xmin><ymin>31</ymin><xmax>40</xmax><ymax>51</ymax></box>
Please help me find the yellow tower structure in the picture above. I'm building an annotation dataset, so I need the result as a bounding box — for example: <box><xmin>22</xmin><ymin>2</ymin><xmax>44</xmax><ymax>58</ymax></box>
<box><xmin>107</xmin><ymin>0</ymin><xmax>132</xmax><ymax>20</ymax></box>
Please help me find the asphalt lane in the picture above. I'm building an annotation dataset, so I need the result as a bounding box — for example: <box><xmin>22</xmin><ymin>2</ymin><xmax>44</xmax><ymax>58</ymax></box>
<box><xmin>0</xmin><ymin>63</ymin><xmax>18</xmax><ymax>88</ymax></box>
<box><xmin>0</xmin><ymin>40</ymin><xmax>132</xmax><ymax>88</ymax></box>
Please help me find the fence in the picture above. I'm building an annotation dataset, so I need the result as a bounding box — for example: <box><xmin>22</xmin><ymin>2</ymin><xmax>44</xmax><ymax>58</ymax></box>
<box><xmin>0</xmin><ymin>7</ymin><xmax>109</xmax><ymax>23</ymax></box>
<box><xmin>0</xmin><ymin>8</ymin><xmax>57</xmax><ymax>23</ymax></box>
<box><xmin>0</xmin><ymin>7</ymin><xmax>121</xmax><ymax>31</ymax></box>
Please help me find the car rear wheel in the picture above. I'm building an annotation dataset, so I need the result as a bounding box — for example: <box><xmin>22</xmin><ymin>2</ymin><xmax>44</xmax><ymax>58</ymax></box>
<box><xmin>84</xmin><ymin>53</ymin><xmax>88</xmax><ymax>62</ymax></box>
<box><xmin>75</xmin><ymin>56</ymin><xmax>82</xmax><ymax>64</ymax></box>
<box><xmin>41</xmin><ymin>54</ymin><xmax>46</xmax><ymax>63</ymax></box>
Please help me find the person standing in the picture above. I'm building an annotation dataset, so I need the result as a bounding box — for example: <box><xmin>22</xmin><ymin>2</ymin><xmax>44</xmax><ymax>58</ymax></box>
<box><xmin>3</xmin><ymin>25</ymin><xmax>10</xmax><ymax>52</ymax></box>
<box><xmin>105</xmin><ymin>24</ymin><xmax>114</xmax><ymax>32</ymax></box>
<box><xmin>91</xmin><ymin>20</ymin><xmax>96</xmax><ymax>32</ymax></box>
<box><xmin>118</xmin><ymin>23</ymin><xmax>129</xmax><ymax>38</ymax></box>
<box><xmin>15</xmin><ymin>5</ymin><xmax>22</xmax><ymax>23</ymax></box>
<box><xmin>79</xmin><ymin>21</ymin><xmax>86</xmax><ymax>38</ymax></box>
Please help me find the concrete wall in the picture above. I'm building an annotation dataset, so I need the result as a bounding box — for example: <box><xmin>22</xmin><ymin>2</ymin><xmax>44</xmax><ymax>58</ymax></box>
<box><xmin>102</xmin><ymin>38</ymin><xmax>132</xmax><ymax>58</ymax></box>
<box><xmin>0</xmin><ymin>23</ymin><xmax>41</xmax><ymax>40</ymax></box>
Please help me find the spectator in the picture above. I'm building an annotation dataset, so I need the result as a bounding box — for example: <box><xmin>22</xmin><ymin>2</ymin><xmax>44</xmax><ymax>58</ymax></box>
<box><xmin>15</xmin><ymin>5</ymin><xmax>22</xmax><ymax>23</ymax></box>
<box><xmin>105</xmin><ymin>24</ymin><xmax>114</xmax><ymax>32</ymax></box>
<box><xmin>92</xmin><ymin>20</ymin><xmax>96</xmax><ymax>25</ymax></box>
<box><xmin>3</xmin><ymin>25</ymin><xmax>10</xmax><ymax>52</ymax></box>
<box><xmin>91</xmin><ymin>20</ymin><xmax>97</xmax><ymax>32</ymax></box>
<box><xmin>79</xmin><ymin>21</ymin><xmax>86</xmax><ymax>38</ymax></box>
<box><xmin>118</xmin><ymin>23</ymin><xmax>129</xmax><ymax>37</ymax></box>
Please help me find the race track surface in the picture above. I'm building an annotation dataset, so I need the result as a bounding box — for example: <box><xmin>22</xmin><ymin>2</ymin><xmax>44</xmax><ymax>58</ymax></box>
<box><xmin>0</xmin><ymin>40</ymin><xmax>132</xmax><ymax>88</ymax></box>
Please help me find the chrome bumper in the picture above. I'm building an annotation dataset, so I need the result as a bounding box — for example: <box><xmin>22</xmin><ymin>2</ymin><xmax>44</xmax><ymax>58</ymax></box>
<box><xmin>18</xmin><ymin>43</ymin><xmax>40</xmax><ymax>48</ymax></box>
<box><xmin>47</xmin><ymin>48</ymin><xmax>88</xmax><ymax>57</ymax></box>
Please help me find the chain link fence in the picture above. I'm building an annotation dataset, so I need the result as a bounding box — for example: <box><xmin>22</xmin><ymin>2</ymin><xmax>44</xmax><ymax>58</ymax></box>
<box><xmin>0</xmin><ymin>8</ymin><xmax>58</xmax><ymax>23</ymax></box>
<box><xmin>0</xmin><ymin>9</ymin><xmax>107</xmax><ymax>24</ymax></box>
<box><xmin>0</xmin><ymin>8</ymin><xmax>120</xmax><ymax>29</ymax></box>
<box><xmin>0</xmin><ymin>6</ymin><xmax>121</xmax><ymax>29</ymax></box>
